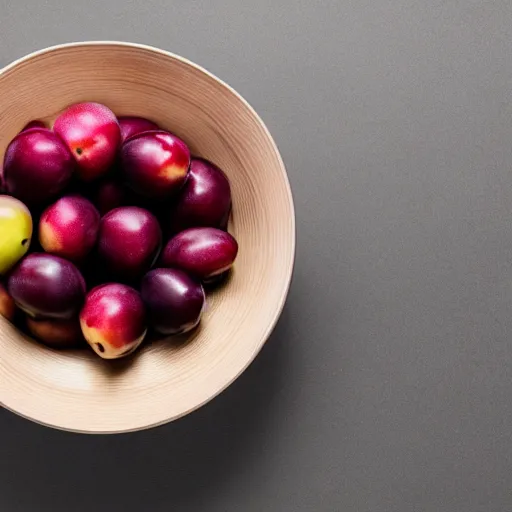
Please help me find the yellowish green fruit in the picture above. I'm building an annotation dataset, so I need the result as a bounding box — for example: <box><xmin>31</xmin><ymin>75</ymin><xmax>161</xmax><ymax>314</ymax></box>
<box><xmin>0</xmin><ymin>195</ymin><xmax>32</xmax><ymax>274</ymax></box>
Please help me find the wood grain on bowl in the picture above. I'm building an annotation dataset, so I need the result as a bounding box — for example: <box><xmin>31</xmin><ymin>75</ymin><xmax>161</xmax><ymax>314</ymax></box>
<box><xmin>0</xmin><ymin>42</ymin><xmax>295</xmax><ymax>433</ymax></box>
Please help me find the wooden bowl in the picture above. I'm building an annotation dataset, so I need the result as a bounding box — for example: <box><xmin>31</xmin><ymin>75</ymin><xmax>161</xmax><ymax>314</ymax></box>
<box><xmin>0</xmin><ymin>42</ymin><xmax>295</xmax><ymax>433</ymax></box>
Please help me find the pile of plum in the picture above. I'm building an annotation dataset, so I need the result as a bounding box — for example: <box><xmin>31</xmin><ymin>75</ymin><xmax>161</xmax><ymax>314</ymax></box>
<box><xmin>0</xmin><ymin>102</ymin><xmax>237</xmax><ymax>360</ymax></box>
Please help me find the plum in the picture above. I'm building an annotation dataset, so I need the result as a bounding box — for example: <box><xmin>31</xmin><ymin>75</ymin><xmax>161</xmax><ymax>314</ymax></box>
<box><xmin>53</xmin><ymin>102</ymin><xmax>121</xmax><ymax>181</ymax></box>
<box><xmin>22</xmin><ymin>120</ymin><xmax>46</xmax><ymax>132</ymax></box>
<box><xmin>3</xmin><ymin>128</ymin><xmax>74</xmax><ymax>205</ymax></box>
<box><xmin>80</xmin><ymin>283</ymin><xmax>147</xmax><ymax>359</ymax></box>
<box><xmin>120</xmin><ymin>130</ymin><xmax>190</xmax><ymax>198</ymax></box>
<box><xmin>118</xmin><ymin>116</ymin><xmax>159</xmax><ymax>143</ymax></box>
<box><xmin>169</xmin><ymin>158</ymin><xmax>232</xmax><ymax>232</ymax></box>
<box><xmin>97</xmin><ymin>206</ymin><xmax>162</xmax><ymax>279</ymax></box>
<box><xmin>161</xmin><ymin>227</ymin><xmax>238</xmax><ymax>280</ymax></box>
<box><xmin>0</xmin><ymin>282</ymin><xmax>16</xmax><ymax>321</ymax></box>
<box><xmin>39</xmin><ymin>195</ymin><xmax>100</xmax><ymax>262</ymax></box>
<box><xmin>141</xmin><ymin>268</ymin><xmax>205</xmax><ymax>335</ymax></box>
<box><xmin>27</xmin><ymin>317</ymin><xmax>84</xmax><ymax>349</ymax></box>
<box><xmin>92</xmin><ymin>179</ymin><xmax>126</xmax><ymax>215</ymax></box>
<box><xmin>8</xmin><ymin>253</ymin><xmax>86</xmax><ymax>319</ymax></box>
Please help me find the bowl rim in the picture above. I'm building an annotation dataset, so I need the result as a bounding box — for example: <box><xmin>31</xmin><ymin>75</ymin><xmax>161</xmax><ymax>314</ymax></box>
<box><xmin>0</xmin><ymin>41</ymin><xmax>296</xmax><ymax>434</ymax></box>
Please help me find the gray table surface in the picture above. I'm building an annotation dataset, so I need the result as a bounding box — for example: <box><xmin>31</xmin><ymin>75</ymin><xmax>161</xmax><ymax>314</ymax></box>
<box><xmin>2</xmin><ymin>1</ymin><xmax>512</xmax><ymax>511</ymax></box>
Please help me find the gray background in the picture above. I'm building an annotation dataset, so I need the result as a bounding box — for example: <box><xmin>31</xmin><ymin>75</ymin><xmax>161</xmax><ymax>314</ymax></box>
<box><xmin>1</xmin><ymin>1</ymin><xmax>512</xmax><ymax>511</ymax></box>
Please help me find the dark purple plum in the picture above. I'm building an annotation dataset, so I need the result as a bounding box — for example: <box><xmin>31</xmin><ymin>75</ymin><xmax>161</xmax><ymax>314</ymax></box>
<box><xmin>27</xmin><ymin>317</ymin><xmax>85</xmax><ymax>349</ymax></box>
<box><xmin>8</xmin><ymin>253</ymin><xmax>86</xmax><ymax>319</ymax></box>
<box><xmin>218</xmin><ymin>203</ymin><xmax>232</xmax><ymax>231</ymax></box>
<box><xmin>161</xmin><ymin>227</ymin><xmax>238</xmax><ymax>281</ymax></box>
<box><xmin>97</xmin><ymin>206</ymin><xmax>162</xmax><ymax>279</ymax></box>
<box><xmin>118</xmin><ymin>116</ymin><xmax>159</xmax><ymax>143</ymax></box>
<box><xmin>120</xmin><ymin>130</ymin><xmax>190</xmax><ymax>198</ymax></box>
<box><xmin>3</xmin><ymin>128</ymin><xmax>74</xmax><ymax>205</ymax></box>
<box><xmin>141</xmin><ymin>268</ymin><xmax>205</xmax><ymax>335</ymax></box>
<box><xmin>93</xmin><ymin>179</ymin><xmax>127</xmax><ymax>215</ymax></box>
<box><xmin>22</xmin><ymin>120</ymin><xmax>47</xmax><ymax>132</ymax></box>
<box><xmin>169</xmin><ymin>158</ymin><xmax>232</xmax><ymax>233</ymax></box>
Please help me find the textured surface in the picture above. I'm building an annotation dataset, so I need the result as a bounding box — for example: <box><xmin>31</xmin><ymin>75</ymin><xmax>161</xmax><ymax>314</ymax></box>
<box><xmin>2</xmin><ymin>1</ymin><xmax>512</xmax><ymax>511</ymax></box>
<box><xmin>0</xmin><ymin>43</ymin><xmax>295</xmax><ymax>432</ymax></box>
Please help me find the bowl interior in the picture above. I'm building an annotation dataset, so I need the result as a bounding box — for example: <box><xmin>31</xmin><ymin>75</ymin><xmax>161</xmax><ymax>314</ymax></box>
<box><xmin>0</xmin><ymin>43</ymin><xmax>294</xmax><ymax>433</ymax></box>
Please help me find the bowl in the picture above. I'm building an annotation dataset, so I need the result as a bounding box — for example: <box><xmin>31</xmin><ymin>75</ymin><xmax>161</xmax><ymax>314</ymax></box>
<box><xmin>0</xmin><ymin>42</ymin><xmax>295</xmax><ymax>433</ymax></box>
